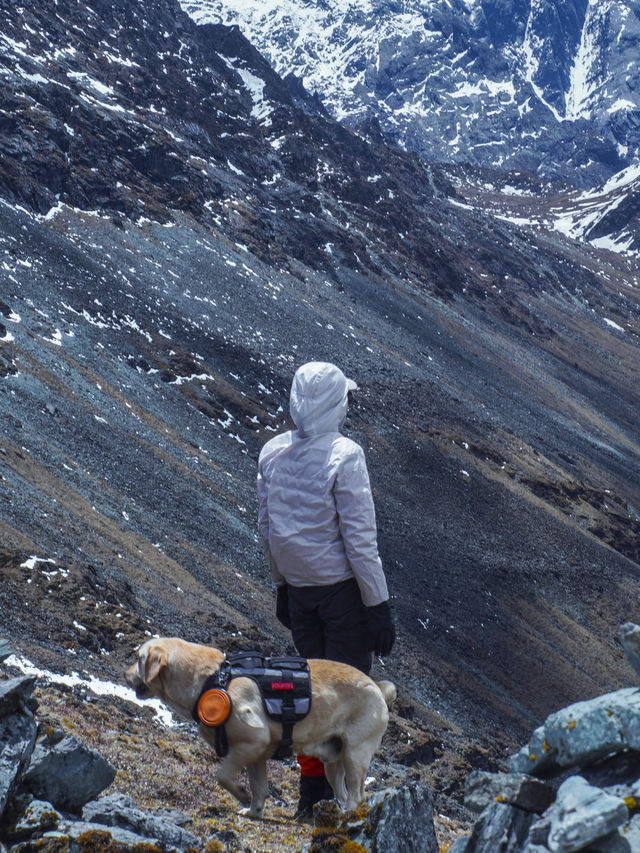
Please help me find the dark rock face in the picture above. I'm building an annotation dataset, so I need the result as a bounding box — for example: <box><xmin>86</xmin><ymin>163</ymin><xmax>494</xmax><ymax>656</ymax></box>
<box><xmin>22</xmin><ymin>736</ymin><xmax>116</xmax><ymax>814</ymax></box>
<box><xmin>307</xmin><ymin>785</ymin><xmax>439</xmax><ymax>852</ymax></box>
<box><xmin>0</xmin><ymin>694</ymin><xmax>37</xmax><ymax>822</ymax></box>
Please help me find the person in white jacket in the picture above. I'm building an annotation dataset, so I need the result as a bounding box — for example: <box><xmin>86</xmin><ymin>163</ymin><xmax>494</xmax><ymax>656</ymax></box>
<box><xmin>257</xmin><ymin>361</ymin><xmax>394</xmax><ymax>817</ymax></box>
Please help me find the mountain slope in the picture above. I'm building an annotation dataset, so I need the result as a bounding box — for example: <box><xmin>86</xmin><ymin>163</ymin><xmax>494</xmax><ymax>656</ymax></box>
<box><xmin>181</xmin><ymin>0</ymin><xmax>640</xmax><ymax>187</ymax></box>
<box><xmin>1</xmin><ymin>0</ymin><xmax>640</xmax><ymax>805</ymax></box>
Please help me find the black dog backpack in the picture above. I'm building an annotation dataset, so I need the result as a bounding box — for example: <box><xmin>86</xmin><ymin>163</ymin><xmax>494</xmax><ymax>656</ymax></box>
<box><xmin>192</xmin><ymin>651</ymin><xmax>312</xmax><ymax>759</ymax></box>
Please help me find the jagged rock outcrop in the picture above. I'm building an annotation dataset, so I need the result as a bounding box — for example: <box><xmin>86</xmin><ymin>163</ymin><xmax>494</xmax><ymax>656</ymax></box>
<box><xmin>82</xmin><ymin>794</ymin><xmax>200</xmax><ymax>851</ymax></box>
<box><xmin>22</xmin><ymin>735</ymin><xmax>116</xmax><ymax>813</ymax></box>
<box><xmin>0</xmin><ymin>678</ymin><xmax>38</xmax><ymax>823</ymax></box>
<box><xmin>450</xmin><ymin>624</ymin><xmax>640</xmax><ymax>852</ymax></box>
<box><xmin>304</xmin><ymin>784</ymin><xmax>439</xmax><ymax>853</ymax></box>
<box><xmin>0</xmin><ymin>661</ymin><xmax>202</xmax><ymax>852</ymax></box>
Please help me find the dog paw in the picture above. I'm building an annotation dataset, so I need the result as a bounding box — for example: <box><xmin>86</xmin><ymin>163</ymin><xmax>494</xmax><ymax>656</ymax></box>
<box><xmin>239</xmin><ymin>806</ymin><xmax>264</xmax><ymax>819</ymax></box>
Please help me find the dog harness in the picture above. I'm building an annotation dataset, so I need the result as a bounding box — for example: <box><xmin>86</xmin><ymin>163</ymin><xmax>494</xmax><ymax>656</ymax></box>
<box><xmin>192</xmin><ymin>652</ymin><xmax>312</xmax><ymax>759</ymax></box>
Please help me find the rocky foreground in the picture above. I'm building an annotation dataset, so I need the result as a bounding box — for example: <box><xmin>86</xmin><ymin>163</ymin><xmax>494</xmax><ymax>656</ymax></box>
<box><xmin>3</xmin><ymin>625</ymin><xmax>640</xmax><ymax>853</ymax></box>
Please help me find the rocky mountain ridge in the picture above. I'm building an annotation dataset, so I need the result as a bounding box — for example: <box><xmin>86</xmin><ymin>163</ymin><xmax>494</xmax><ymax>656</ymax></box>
<box><xmin>180</xmin><ymin>0</ymin><xmax>640</xmax><ymax>188</ymax></box>
<box><xmin>0</xmin><ymin>0</ymin><xmax>640</xmax><ymax>841</ymax></box>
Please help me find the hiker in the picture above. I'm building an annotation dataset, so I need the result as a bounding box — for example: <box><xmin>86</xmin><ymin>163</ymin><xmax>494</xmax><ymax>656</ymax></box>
<box><xmin>257</xmin><ymin>360</ymin><xmax>395</xmax><ymax>818</ymax></box>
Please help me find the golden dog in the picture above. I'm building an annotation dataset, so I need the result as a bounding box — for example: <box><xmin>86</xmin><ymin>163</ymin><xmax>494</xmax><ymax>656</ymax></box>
<box><xmin>125</xmin><ymin>637</ymin><xmax>395</xmax><ymax>817</ymax></box>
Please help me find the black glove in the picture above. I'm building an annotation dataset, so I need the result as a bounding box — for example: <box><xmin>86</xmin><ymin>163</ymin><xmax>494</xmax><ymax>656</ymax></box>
<box><xmin>367</xmin><ymin>601</ymin><xmax>395</xmax><ymax>656</ymax></box>
<box><xmin>276</xmin><ymin>583</ymin><xmax>292</xmax><ymax>629</ymax></box>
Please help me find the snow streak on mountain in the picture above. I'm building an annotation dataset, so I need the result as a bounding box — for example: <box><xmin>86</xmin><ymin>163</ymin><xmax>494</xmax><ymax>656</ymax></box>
<box><xmin>181</xmin><ymin>0</ymin><xmax>640</xmax><ymax>188</ymax></box>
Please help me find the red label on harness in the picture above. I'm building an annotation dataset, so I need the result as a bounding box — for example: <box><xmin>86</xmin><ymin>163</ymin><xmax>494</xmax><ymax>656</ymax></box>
<box><xmin>271</xmin><ymin>681</ymin><xmax>294</xmax><ymax>690</ymax></box>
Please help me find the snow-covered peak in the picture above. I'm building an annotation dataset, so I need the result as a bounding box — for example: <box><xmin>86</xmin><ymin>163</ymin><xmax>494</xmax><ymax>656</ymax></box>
<box><xmin>180</xmin><ymin>0</ymin><xmax>640</xmax><ymax>187</ymax></box>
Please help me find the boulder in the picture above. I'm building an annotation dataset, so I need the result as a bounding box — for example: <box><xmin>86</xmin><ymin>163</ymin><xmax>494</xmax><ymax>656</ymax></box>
<box><xmin>464</xmin><ymin>771</ymin><xmax>555</xmax><ymax>815</ymax></box>
<box><xmin>21</xmin><ymin>734</ymin><xmax>116</xmax><ymax>813</ymax></box>
<box><xmin>83</xmin><ymin>793</ymin><xmax>200</xmax><ymax>850</ymax></box>
<box><xmin>307</xmin><ymin>784</ymin><xmax>438</xmax><ymax>852</ymax></box>
<box><xmin>458</xmin><ymin>802</ymin><xmax>534</xmax><ymax>852</ymax></box>
<box><xmin>0</xmin><ymin>677</ymin><xmax>37</xmax><ymax>717</ymax></box>
<box><xmin>523</xmin><ymin>811</ymin><xmax>553</xmax><ymax>849</ymax></box>
<box><xmin>585</xmin><ymin>814</ymin><xmax>640</xmax><ymax>851</ymax></box>
<box><xmin>510</xmin><ymin>689</ymin><xmax>640</xmax><ymax>776</ymax></box>
<box><xmin>12</xmin><ymin>820</ymin><xmax>175</xmax><ymax>851</ymax></box>
<box><xmin>581</xmin><ymin>750</ymin><xmax>640</xmax><ymax>790</ymax></box>
<box><xmin>510</xmin><ymin>725</ymin><xmax>559</xmax><ymax>777</ymax></box>
<box><xmin>0</xmin><ymin>709</ymin><xmax>37</xmax><ymax>822</ymax></box>
<box><xmin>546</xmin><ymin>776</ymin><xmax>629</xmax><ymax>853</ymax></box>
<box><xmin>6</xmin><ymin>799</ymin><xmax>62</xmax><ymax>840</ymax></box>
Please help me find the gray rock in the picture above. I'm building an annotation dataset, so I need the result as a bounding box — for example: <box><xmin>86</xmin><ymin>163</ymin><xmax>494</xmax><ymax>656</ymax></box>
<box><xmin>7</xmin><ymin>799</ymin><xmax>62</xmax><ymax>839</ymax></box>
<box><xmin>509</xmin><ymin>726</ymin><xmax>559</xmax><ymax>776</ymax></box>
<box><xmin>34</xmin><ymin>819</ymin><xmax>180</xmax><ymax>850</ymax></box>
<box><xmin>510</xmin><ymin>689</ymin><xmax>640</xmax><ymax>776</ymax></box>
<box><xmin>0</xmin><ymin>710</ymin><xmax>37</xmax><ymax>822</ymax></box>
<box><xmin>83</xmin><ymin>792</ymin><xmax>200</xmax><ymax>850</ymax></box>
<box><xmin>619</xmin><ymin>623</ymin><xmax>640</xmax><ymax>680</ymax></box>
<box><xmin>524</xmin><ymin>811</ymin><xmax>553</xmax><ymax>848</ymax></box>
<box><xmin>309</xmin><ymin>784</ymin><xmax>438</xmax><ymax>852</ymax></box>
<box><xmin>461</xmin><ymin>802</ymin><xmax>534</xmax><ymax>852</ymax></box>
<box><xmin>464</xmin><ymin>770</ymin><xmax>555</xmax><ymax>814</ymax></box>
<box><xmin>0</xmin><ymin>639</ymin><xmax>12</xmax><ymax>662</ymax></box>
<box><xmin>364</xmin><ymin>785</ymin><xmax>438</xmax><ymax>852</ymax></box>
<box><xmin>449</xmin><ymin>837</ymin><xmax>470</xmax><ymax>852</ymax></box>
<box><xmin>22</xmin><ymin>734</ymin><xmax>116</xmax><ymax>813</ymax></box>
<box><xmin>0</xmin><ymin>677</ymin><xmax>36</xmax><ymax>717</ymax></box>
<box><xmin>547</xmin><ymin>776</ymin><xmax>630</xmax><ymax>853</ymax></box>
<box><xmin>582</xmin><ymin>750</ymin><xmax>640</xmax><ymax>790</ymax></box>
<box><xmin>583</xmin><ymin>814</ymin><xmax>640</xmax><ymax>851</ymax></box>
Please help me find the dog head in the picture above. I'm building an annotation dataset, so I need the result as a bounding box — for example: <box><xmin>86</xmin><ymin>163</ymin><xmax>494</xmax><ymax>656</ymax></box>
<box><xmin>125</xmin><ymin>637</ymin><xmax>227</xmax><ymax>715</ymax></box>
<box><xmin>125</xmin><ymin>639</ymin><xmax>169</xmax><ymax>700</ymax></box>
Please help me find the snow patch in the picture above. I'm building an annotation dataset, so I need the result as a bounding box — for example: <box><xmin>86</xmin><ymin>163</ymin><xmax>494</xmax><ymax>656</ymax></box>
<box><xmin>6</xmin><ymin>654</ymin><xmax>176</xmax><ymax>726</ymax></box>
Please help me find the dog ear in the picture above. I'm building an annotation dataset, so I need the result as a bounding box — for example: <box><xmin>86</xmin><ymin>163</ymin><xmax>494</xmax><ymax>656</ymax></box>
<box><xmin>142</xmin><ymin>645</ymin><xmax>167</xmax><ymax>685</ymax></box>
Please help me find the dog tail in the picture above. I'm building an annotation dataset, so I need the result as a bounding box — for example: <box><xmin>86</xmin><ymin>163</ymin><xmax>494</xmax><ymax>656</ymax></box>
<box><xmin>376</xmin><ymin>680</ymin><xmax>396</xmax><ymax>708</ymax></box>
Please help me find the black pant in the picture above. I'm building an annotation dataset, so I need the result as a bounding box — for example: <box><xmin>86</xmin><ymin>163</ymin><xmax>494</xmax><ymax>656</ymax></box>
<box><xmin>287</xmin><ymin>578</ymin><xmax>371</xmax><ymax>676</ymax></box>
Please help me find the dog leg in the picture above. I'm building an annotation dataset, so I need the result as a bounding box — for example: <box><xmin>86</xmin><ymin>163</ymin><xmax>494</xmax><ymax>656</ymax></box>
<box><xmin>342</xmin><ymin>750</ymin><xmax>370</xmax><ymax>811</ymax></box>
<box><xmin>241</xmin><ymin>759</ymin><xmax>268</xmax><ymax>819</ymax></box>
<box><xmin>216</xmin><ymin>753</ymin><xmax>251</xmax><ymax>808</ymax></box>
<box><xmin>324</xmin><ymin>759</ymin><xmax>347</xmax><ymax>807</ymax></box>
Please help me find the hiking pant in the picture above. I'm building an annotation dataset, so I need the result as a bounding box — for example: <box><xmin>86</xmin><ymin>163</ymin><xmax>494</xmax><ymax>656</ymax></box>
<box><xmin>287</xmin><ymin>578</ymin><xmax>371</xmax><ymax>778</ymax></box>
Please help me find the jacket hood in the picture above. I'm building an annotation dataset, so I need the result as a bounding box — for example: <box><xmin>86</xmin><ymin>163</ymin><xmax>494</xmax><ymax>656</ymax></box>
<box><xmin>289</xmin><ymin>362</ymin><xmax>357</xmax><ymax>437</ymax></box>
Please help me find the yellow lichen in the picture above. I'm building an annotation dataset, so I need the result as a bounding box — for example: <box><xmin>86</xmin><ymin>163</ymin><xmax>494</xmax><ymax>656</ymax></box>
<box><xmin>624</xmin><ymin>796</ymin><xmax>637</xmax><ymax>813</ymax></box>
<box><xmin>567</xmin><ymin>720</ymin><xmax>577</xmax><ymax>730</ymax></box>
<box><xmin>203</xmin><ymin>841</ymin><xmax>225</xmax><ymax>853</ymax></box>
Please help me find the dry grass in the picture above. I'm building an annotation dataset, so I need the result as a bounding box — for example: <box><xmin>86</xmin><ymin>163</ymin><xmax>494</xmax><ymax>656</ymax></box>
<box><xmin>31</xmin><ymin>683</ymin><xmax>469</xmax><ymax>852</ymax></box>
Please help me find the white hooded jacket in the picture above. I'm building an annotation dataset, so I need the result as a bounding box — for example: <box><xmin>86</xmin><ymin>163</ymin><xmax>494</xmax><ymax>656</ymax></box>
<box><xmin>257</xmin><ymin>362</ymin><xmax>389</xmax><ymax>607</ymax></box>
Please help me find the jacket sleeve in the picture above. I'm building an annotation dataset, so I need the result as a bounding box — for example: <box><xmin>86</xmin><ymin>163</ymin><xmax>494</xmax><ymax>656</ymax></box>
<box><xmin>257</xmin><ymin>463</ymin><xmax>285</xmax><ymax>586</ymax></box>
<box><xmin>333</xmin><ymin>445</ymin><xmax>389</xmax><ymax>607</ymax></box>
